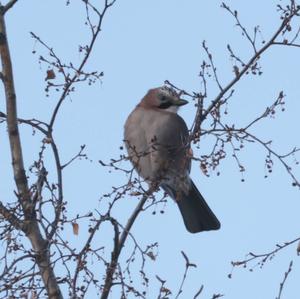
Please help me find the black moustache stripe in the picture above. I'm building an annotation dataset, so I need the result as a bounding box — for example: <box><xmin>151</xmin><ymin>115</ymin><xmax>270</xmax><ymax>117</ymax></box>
<box><xmin>158</xmin><ymin>102</ymin><xmax>172</xmax><ymax>109</ymax></box>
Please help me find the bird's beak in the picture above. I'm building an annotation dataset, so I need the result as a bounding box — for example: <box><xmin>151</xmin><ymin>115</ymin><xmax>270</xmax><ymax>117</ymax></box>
<box><xmin>173</xmin><ymin>98</ymin><xmax>188</xmax><ymax>106</ymax></box>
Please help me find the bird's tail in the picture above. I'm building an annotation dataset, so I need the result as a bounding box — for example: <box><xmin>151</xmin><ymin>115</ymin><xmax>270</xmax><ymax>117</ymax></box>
<box><xmin>162</xmin><ymin>180</ymin><xmax>220</xmax><ymax>233</ymax></box>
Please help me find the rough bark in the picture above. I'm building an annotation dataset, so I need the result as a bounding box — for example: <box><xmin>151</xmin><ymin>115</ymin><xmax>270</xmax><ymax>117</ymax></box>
<box><xmin>0</xmin><ymin>9</ymin><xmax>63</xmax><ymax>299</ymax></box>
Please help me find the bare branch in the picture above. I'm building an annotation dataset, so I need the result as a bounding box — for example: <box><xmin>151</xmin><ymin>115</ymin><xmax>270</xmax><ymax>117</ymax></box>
<box><xmin>48</xmin><ymin>0</ymin><xmax>116</xmax><ymax>130</ymax></box>
<box><xmin>202</xmin><ymin>41</ymin><xmax>223</xmax><ymax>91</ymax></box>
<box><xmin>0</xmin><ymin>110</ymin><xmax>49</xmax><ymax>135</ymax></box>
<box><xmin>174</xmin><ymin>251</ymin><xmax>197</xmax><ymax>299</ymax></box>
<box><xmin>0</xmin><ymin>201</ymin><xmax>24</xmax><ymax>231</ymax></box>
<box><xmin>276</xmin><ymin>261</ymin><xmax>293</xmax><ymax>299</ymax></box>
<box><xmin>0</xmin><ymin>11</ymin><xmax>63</xmax><ymax>299</ymax></box>
<box><xmin>1</xmin><ymin>1</ymin><xmax>300</xmax><ymax>298</ymax></box>
<box><xmin>193</xmin><ymin>285</ymin><xmax>204</xmax><ymax>299</ymax></box>
<box><xmin>230</xmin><ymin>237</ymin><xmax>300</xmax><ymax>273</ymax></box>
<box><xmin>100</xmin><ymin>185</ymin><xmax>156</xmax><ymax>299</ymax></box>
<box><xmin>1</xmin><ymin>0</ymin><xmax>18</xmax><ymax>14</ymax></box>
<box><xmin>61</xmin><ymin>144</ymin><xmax>87</xmax><ymax>169</ymax></box>
<box><xmin>211</xmin><ymin>294</ymin><xmax>224</xmax><ymax>299</ymax></box>
<box><xmin>0</xmin><ymin>7</ymin><xmax>31</xmax><ymax>218</ymax></box>
<box><xmin>221</xmin><ymin>2</ymin><xmax>258</xmax><ymax>52</ymax></box>
<box><xmin>201</xmin><ymin>5</ymin><xmax>300</xmax><ymax>123</ymax></box>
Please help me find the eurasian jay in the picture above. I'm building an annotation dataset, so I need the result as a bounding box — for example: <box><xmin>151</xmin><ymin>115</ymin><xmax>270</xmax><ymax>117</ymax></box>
<box><xmin>124</xmin><ymin>86</ymin><xmax>220</xmax><ymax>233</ymax></box>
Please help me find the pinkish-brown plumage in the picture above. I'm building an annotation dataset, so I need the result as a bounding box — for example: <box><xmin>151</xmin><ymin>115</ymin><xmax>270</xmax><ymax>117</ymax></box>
<box><xmin>124</xmin><ymin>86</ymin><xmax>220</xmax><ymax>233</ymax></box>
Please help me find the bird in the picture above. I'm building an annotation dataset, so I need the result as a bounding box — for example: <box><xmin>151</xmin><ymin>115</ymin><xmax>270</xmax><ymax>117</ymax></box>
<box><xmin>124</xmin><ymin>86</ymin><xmax>220</xmax><ymax>233</ymax></box>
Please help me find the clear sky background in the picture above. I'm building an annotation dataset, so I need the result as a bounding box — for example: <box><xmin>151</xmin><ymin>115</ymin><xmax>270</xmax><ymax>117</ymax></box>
<box><xmin>1</xmin><ymin>0</ymin><xmax>300</xmax><ymax>298</ymax></box>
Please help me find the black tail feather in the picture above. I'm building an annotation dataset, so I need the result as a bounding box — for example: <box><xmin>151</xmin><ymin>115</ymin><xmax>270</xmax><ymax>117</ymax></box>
<box><xmin>162</xmin><ymin>181</ymin><xmax>220</xmax><ymax>233</ymax></box>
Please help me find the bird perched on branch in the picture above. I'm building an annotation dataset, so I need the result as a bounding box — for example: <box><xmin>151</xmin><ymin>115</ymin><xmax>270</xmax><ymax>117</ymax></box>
<box><xmin>124</xmin><ymin>86</ymin><xmax>220</xmax><ymax>233</ymax></box>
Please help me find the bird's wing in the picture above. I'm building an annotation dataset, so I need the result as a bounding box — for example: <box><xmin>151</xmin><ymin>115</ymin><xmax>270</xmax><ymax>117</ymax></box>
<box><xmin>125</xmin><ymin>108</ymin><xmax>191</xmax><ymax>184</ymax></box>
<box><xmin>147</xmin><ymin>112</ymin><xmax>191</xmax><ymax>188</ymax></box>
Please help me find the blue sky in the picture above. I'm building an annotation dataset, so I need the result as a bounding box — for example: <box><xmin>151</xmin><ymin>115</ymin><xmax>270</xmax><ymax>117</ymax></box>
<box><xmin>1</xmin><ymin>0</ymin><xmax>300</xmax><ymax>298</ymax></box>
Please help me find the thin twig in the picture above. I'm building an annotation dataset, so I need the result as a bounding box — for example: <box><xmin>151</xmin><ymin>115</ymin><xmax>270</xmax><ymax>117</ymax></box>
<box><xmin>201</xmin><ymin>7</ymin><xmax>299</xmax><ymax>123</ymax></box>
<box><xmin>174</xmin><ymin>251</ymin><xmax>197</xmax><ymax>299</ymax></box>
<box><xmin>276</xmin><ymin>261</ymin><xmax>293</xmax><ymax>299</ymax></box>
<box><xmin>0</xmin><ymin>201</ymin><xmax>25</xmax><ymax>231</ymax></box>
<box><xmin>100</xmin><ymin>186</ymin><xmax>156</xmax><ymax>299</ymax></box>
<box><xmin>48</xmin><ymin>1</ymin><xmax>115</xmax><ymax>130</ymax></box>
<box><xmin>232</xmin><ymin>237</ymin><xmax>300</xmax><ymax>269</ymax></box>
<box><xmin>193</xmin><ymin>285</ymin><xmax>204</xmax><ymax>299</ymax></box>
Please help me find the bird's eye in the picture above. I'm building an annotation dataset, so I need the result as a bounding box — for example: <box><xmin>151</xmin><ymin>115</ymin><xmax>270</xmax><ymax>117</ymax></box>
<box><xmin>158</xmin><ymin>96</ymin><xmax>172</xmax><ymax>109</ymax></box>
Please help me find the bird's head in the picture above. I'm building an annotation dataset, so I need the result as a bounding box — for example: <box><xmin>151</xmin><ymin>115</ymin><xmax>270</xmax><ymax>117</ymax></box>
<box><xmin>139</xmin><ymin>86</ymin><xmax>188</xmax><ymax>113</ymax></box>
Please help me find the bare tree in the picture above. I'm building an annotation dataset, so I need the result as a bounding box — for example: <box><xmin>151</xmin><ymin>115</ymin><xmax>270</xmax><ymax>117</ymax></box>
<box><xmin>0</xmin><ymin>0</ymin><xmax>299</xmax><ymax>298</ymax></box>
